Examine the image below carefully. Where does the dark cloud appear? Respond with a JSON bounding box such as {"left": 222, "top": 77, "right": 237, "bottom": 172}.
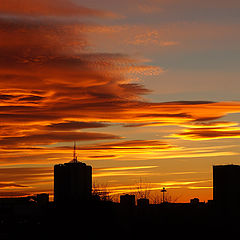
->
{"left": 138, "top": 113, "right": 192, "bottom": 118}
{"left": 0, "top": 166, "right": 53, "bottom": 197}
{"left": 119, "top": 83, "right": 151, "bottom": 95}
{"left": 0, "top": 0, "right": 110, "bottom": 17}
{"left": 0, "top": 94, "right": 14, "bottom": 100}
{"left": 0, "top": 152, "right": 69, "bottom": 165}
{"left": 178, "top": 129, "right": 240, "bottom": 140}
{"left": 172, "top": 120, "right": 240, "bottom": 140}
{"left": 0, "top": 167, "right": 52, "bottom": 182}
{"left": 0, "top": 112, "right": 60, "bottom": 123}
{"left": 0, "top": 167, "right": 52, "bottom": 199}
{"left": 18, "top": 95, "right": 45, "bottom": 102}
{"left": 123, "top": 122, "right": 168, "bottom": 127}
{"left": 124, "top": 122, "right": 156, "bottom": 127}
{"left": 0, "top": 191, "right": 30, "bottom": 197}
{"left": 0, "top": 17, "right": 87, "bottom": 67}
{"left": 0, "top": 166, "right": 51, "bottom": 174}
{"left": 193, "top": 116, "right": 224, "bottom": 122}
{"left": 78, "top": 140, "right": 174, "bottom": 150}
{"left": 162, "top": 101, "right": 215, "bottom": 105}
{"left": 45, "top": 121, "right": 110, "bottom": 130}
{"left": 0, "top": 183, "right": 28, "bottom": 188}
{"left": 0, "top": 131, "right": 120, "bottom": 147}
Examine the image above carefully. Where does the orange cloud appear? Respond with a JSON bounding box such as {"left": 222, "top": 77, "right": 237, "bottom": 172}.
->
{"left": 45, "top": 121, "right": 110, "bottom": 131}
{"left": 93, "top": 165, "right": 158, "bottom": 178}
{"left": 127, "top": 30, "right": 179, "bottom": 47}
{"left": 171, "top": 121, "right": 240, "bottom": 140}
{"left": 0, "top": 0, "right": 112, "bottom": 17}
{"left": 0, "top": 131, "right": 120, "bottom": 147}
{"left": 0, "top": 167, "right": 52, "bottom": 197}
{"left": 78, "top": 140, "right": 174, "bottom": 151}
{"left": 1, "top": 13, "right": 240, "bottom": 135}
{"left": 173, "top": 128, "right": 240, "bottom": 141}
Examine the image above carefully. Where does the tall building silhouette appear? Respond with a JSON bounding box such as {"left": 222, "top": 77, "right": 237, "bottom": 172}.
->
{"left": 54, "top": 143, "right": 92, "bottom": 205}
{"left": 213, "top": 164, "right": 240, "bottom": 211}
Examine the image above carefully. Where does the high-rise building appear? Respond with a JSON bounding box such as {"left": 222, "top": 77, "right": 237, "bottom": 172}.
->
{"left": 213, "top": 164, "right": 240, "bottom": 211}
{"left": 54, "top": 144, "right": 92, "bottom": 205}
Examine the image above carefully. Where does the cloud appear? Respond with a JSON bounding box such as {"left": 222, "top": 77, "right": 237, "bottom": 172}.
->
{"left": 18, "top": 95, "right": 45, "bottom": 103}
{"left": 78, "top": 140, "right": 174, "bottom": 151}
{"left": 0, "top": 0, "right": 113, "bottom": 17}
{"left": 137, "top": 3, "right": 163, "bottom": 14}
{"left": 45, "top": 121, "right": 110, "bottom": 131}
{"left": 0, "top": 10, "right": 167, "bottom": 153}
{"left": 162, "top": 101, "right": 215, "bottom": 105}
{"left": 0, "top": 131, "right": 120, "bottom": 147}
{"left": 138, "top": 113, "right": 192, "bottom": 118}
{"left": 0, "top": 166, "right": 53, "bottom": 197}
{"left": 174, "top": 128, "right": 240, "bottom": 141}
{"left": 2, "top": 9, "right": 239, "bottom": 138}
{"left": 127, "top": 30, "right": 179, "bottom": 47}
{"left": 69, "top": 139, "right": 177, "bottom": 161}
{"left": 171, "top": 121, "right": 240, "bottom": 140}
{"left": 0, "top": 167, "right": 52, "bottom": 181}
{"left": 0, "top": 182, "right": 28, "bottom": 189}
{"left": 0, "top": 191, "right": 31, "bottom": 197}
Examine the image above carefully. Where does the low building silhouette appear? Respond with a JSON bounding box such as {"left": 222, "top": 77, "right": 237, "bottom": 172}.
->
{"left": 35, "top": 193, "right": 49, "bottom": 206}
{"left": 137, "top": 198, "right": 149, "bottom": 207}
{"left": 120, "top": 194, "right": 135, "bottom": 207}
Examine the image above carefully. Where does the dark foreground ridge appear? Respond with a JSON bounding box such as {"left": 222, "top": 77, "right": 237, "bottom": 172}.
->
{"left": 0, "top": 196, "right": 239, "bottom": 239}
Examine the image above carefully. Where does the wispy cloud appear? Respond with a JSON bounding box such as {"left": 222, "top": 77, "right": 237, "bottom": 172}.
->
{"left": 93, "top": 165, "right": 158, "bottom": 178}
{"left": 171, "top": 121, "right": 240, "bottom": 140}
{"left": 0, "top": 166, "right": 52, "bottom": 197}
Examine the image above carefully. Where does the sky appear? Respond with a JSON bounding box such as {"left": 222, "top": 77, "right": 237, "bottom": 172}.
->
{"left": 0, "top": 0, "right": 240, "bottom": 202}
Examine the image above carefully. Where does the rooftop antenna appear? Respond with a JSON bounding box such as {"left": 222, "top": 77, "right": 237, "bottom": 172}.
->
{"left": 73, "top": 141, "right": 78, "bottom": 163}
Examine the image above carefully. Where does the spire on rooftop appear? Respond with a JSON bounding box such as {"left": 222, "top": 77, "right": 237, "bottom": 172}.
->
{"left": 69, "top": 141, "right": 78, "bottom": 163}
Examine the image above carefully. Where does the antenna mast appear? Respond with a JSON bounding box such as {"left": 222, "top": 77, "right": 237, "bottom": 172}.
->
{"left": 73, "top": 141, "right": 77, "bottom": 163}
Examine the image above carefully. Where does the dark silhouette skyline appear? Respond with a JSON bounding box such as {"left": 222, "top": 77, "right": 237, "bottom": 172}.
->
{"left": 1, "top": 0, "right": 240, "bottom": 217}
{"left": 0, "top": 160, "right": 240, "bottom": 239}
{"left": 1, "top": 1, "right": 240, "bottom": 238}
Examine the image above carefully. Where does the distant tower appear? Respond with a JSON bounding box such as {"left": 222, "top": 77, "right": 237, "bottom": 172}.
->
{"left": 161, "top": 187, "right": 167, "bottom": 203}
{"left": 54, "top": 142, "right": 92, "bottom": 205}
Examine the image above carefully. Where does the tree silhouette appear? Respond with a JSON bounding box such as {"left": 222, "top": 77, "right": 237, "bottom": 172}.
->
{"left": 92, "top": 182, "right": 113, "bottom": 201}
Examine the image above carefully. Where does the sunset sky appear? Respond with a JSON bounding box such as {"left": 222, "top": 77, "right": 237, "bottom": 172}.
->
{"left": 1, "top": 0, "right": 240, "bottom": 202}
